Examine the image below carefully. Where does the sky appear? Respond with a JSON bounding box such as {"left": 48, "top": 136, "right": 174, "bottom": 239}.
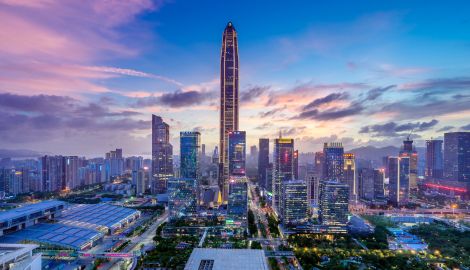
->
{"left": 1, "top": 0, "right": 470, "bottom": 157}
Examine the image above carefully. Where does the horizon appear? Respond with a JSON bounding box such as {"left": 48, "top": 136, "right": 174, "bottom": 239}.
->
{"left": 1, "top": 1, "right": 470, "bottom": 157}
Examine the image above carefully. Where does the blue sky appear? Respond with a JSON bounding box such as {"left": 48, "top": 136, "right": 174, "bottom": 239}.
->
{"left": 0, "top": 0, "right": 469, "bottom": 156}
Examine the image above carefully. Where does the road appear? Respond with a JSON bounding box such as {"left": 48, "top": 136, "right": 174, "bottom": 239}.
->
{"left": 100, "top": 211, "right": 168, "bottom": 270}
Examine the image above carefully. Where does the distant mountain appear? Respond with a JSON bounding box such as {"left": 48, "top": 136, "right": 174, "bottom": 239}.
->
{"left": 0, "top": 149, "right": 43, "bottom": 158}
{"left": 347, "top": 146, "right": 400, "bottom": 164}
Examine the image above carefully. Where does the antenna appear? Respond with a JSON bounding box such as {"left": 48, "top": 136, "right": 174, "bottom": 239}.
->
{"left": 407, "top": 128, "right": 414, "bottom": 141}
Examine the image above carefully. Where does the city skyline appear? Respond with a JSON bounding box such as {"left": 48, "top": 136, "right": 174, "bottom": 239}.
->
{"left": 1, "top": 1, "right": 470, "bottom": 157}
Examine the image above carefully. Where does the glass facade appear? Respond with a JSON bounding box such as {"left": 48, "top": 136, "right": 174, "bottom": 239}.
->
{"left": 152, "top": 115, "right": 174, "bottom": 194}
{"left": 228, "top": 131, "right": 246, "bottom": 176}
{"left": 180, "top": 131, "right": 201, "bottom": 180}
{"left": 281, "top": 180, "right": 308, "bottom": 225}
{"left": 323, "top": 142, "right": 344, "bottom": 181}
{"left": 444, "top": 132, "right": 470, "bottom": 183}
{"left": 220, "top": 22, "right": 239, "bottom": 201}
{"left": 319, "top": 180, "right": 349, "bottom": 226}
{"left": 227, "top": 176, "right": 248, "bottom": 227}
{"left": 273, "top": 138, "right": 294, "bottom": 212}
{"left": 388, "top": 156, "right": 410, "bottom": 206}
{"left": 425, "top": 139, "right": 443, "bottom": 180}
{"left": 258, "top": 138, "right": 269, "bottom": 190}
{"left": 168, "top": 178, "right": 197, "bottom": 220}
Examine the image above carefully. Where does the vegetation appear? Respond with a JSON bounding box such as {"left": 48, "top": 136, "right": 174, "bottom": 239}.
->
{"left": 266, "top": 213, "right": 280, "bottom": 236}
{"left": 145, "top": 235, "right": 198, "bottom": 269}
{"left": 361, "top": 215, "right": 396, "bottom": 228}
{"left": 247, "top": 209, "right": 257, "bottom": 237}
{"left": 203, "top": 236, "right": 249, "bottom": 249}
{"left": 251, "top": 241, "right": 262, "bottom": 249}
{"left": 409, "top": 222, "right": 470, "bottom": 267}
{"left": 355, "top": 225, "right": 390, "bottom": 249}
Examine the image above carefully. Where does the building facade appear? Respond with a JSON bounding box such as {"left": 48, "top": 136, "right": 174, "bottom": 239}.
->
{"left": 180, "top": 132, "right": 201, "bottom": 181}
{"left": 399, "top": 139, "right": 418, "bottom": 189}
{"left": 319, "top": 181, "right": 349, "bottom": 227}
{"left": 343, "top": 153, "right": 356, "bottom": 202}
{"left": 151, "top": 115, "right": 174, "bottom": 194}
{"left": 272, "top": 138, "right": 294, "bottom": 212}
{"left": 258, "top": 138, "right": 270, "bottom": 190}
{"left": 388, "top": 156, "right": 410, "bottom": 206}
{"left": 323, "top": 142, "right": 344, "bottom": 181}
{"left": 444, "top": 132, "right": 470, "bottom": 183}
{"left": 281, "top": 180, "right": 308, "bottom": 225}
{"left": 425, "top": 139, "right": 443, "bottom": 180}
{"left": 228, "top": 131, "right": 246, "bottom": 176}
{"left": 227, "top": 176, "right": 248, "bottom": 228}
{"left": 219, "top": 22, "right": 239, "bottom": 201}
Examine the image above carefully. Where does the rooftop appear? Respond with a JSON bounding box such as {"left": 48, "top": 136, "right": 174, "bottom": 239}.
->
{"left": 57, "top": 203, "right": 139, "bottom": 231}
{"left": 184, "top": 248, "right": 268, "bottom": 270}
{"left": 0, "top": 200, "right": 65, "bottom": 222}
{"left": 0, "top": 243, "right": 38, "bottom": 264}
{"left": 0, "top": 223, "right": 103, "bottom": 250}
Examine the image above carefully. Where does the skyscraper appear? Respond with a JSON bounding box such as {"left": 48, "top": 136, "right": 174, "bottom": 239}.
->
{"left": 220, "top": 21, "right": 239, "bottom": 201}
{"left": 323, "top": 142, "right": 344, "bottom": 181}
{"left": 228, "top": 131, "right": 246, "bottom": 176}
{"left": 343, "top": 153, "right": 356, "bottom": 202}
{"left": 388, "top": 156, "right": 410, "bottom": 206}
{"left": 273, "top": 138, "right": 294, "bottom": 212}
{"left": 425, "top": 139, "right": 443, "bottom": 180}
{"left": 168, "top": 177, "right": 198, "bottom": 220}
{"left": 227, "top": 176, "right": 248, "bottom": 228}
{"left": 281, "top": 180, "right": 308, "bottom": 225}
{"left": 180, "top": 131, "right": 201, "bottom": 180}
{"left": 293, "top": 150, "right": 299, "bottom": 179}
{"left": 358, "top": 168, "right": 385, "bottom": 202}
{"left": 319, "top": 180, "right": 349, "bottom": 227}
{"left": 41, "top": 155, "right": 66, "bottom": 192}
{"left": 152, "top": 115, "right": 174, "bottom": 194}
{"left": 444, "top": 132, "right": 470, "bottom": 183}
{"left": 399, "top": 138, "right": 418, "bottom": 189}
{"left": 258, "top": 138, "right": 269, "bottom": 189}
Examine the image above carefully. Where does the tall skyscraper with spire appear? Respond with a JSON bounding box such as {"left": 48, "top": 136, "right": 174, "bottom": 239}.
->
{"left": 219, "top": 21, "right": 239, "bottom": 201}
{"left": 152, "top": 115, "right": 174, "bottom": 194}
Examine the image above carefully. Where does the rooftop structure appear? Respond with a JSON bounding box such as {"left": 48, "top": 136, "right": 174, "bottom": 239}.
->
{"left": 184, "top": 248, "right": 268, "bottom": 270}
{"left": 57, "top": 203, "right": 140, "bottom": 234}
{"left": 1, "top": 223, "right": 103, "bottom": 251}
{"left": 0, "top": 243, "right": 41, "bottom": 270}
{"left": 0, "top": 200, "right": 65, "bottom": 236}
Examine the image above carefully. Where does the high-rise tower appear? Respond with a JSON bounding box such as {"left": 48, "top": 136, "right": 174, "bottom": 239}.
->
{"left": 220, "top": 21, "right": 239, "bottom": 201}
{"left": 152, "top": 115, "right": 174, "bottom": 194}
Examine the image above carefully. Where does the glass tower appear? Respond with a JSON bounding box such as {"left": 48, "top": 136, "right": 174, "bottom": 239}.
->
{"left": 258, "top": 138, "right": 270, "bottom": 189}
{"left": 323, "top": 142, "right": 344, "bottom": 181}
{"left": 152, "top": 115, "right": 174, "bottom": 194}
{"left": 425, "top": 139, "right": 443, "bottom": 180}
{"left": 273, "top": 138, "right": 294, "bottom": 213}
{"left": 220, "top": 21, "right": 239, "bottom": 201}
{"left": 228, "top": 131, "right": 246, "bottom": 176}
{"left": 180, "top": 131, "right": 201, "bottom": 180}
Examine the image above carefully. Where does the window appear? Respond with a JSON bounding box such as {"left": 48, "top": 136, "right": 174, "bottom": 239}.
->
{"left": 198, "top": 259, "right": 214, "bottom": 270}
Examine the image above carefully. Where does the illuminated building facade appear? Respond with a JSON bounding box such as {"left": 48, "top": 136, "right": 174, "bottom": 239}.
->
{"left": 358, "top": 168, "right": 385, "bottom": 202}
{"left": 258, "top": 138, "right": 270, "bottom": 190}
{"left": 281, "top": 180, "right": 308, "bottom": 225}
{"left": 343, "top": 153, "right": 356, "bottom": 202}
{"left": 180, "top": 131, "right": 201, "bottom": 180}
{"left": 388, "top": 156, "right": 410, "bottom": 206}
{"left": 168, "top": 178, "right": 198, "bottom": 220}
{"left": 444, "top": 132, "right": 470, "bottom": 183}
{"left": 227, "top": 176, "right": 248, "bottom": 228}
{"left": 219, "top": 21, "right": 239, "bottom": 201}
{"left": 273, "top": 138, "right": 294, "bottom": 212}
{"left": 319, "top": 180, "right": 349, "bottom": 227}
{"left": 399, "top": 139, "right": 418, "bottom": 189}
{"left": 425, "top": 139, "right": 443, "bottom": 180}
{"left": 228, "top": 131, "right": 246, "bottom": 176}
{"left": 152, "top": 115, "right": 174, "bottom": 194}
{"left": 323, "top": 142, "right": 344, "bottom": 181}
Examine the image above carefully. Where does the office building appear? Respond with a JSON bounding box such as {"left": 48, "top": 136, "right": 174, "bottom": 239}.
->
{"left": 180, "top": 131, "right": 201, "bottom": 180}
{"left": 281, "top": 180, "right": 308, "bottom": 225}
{"left": 258, "top": 138, "right": 269, "bottom": 189}
{"left": 323, "top": 142, "right": 344, "bottom": 181}
{"left": 425, "top": 139, "right": 443, "bottom": 180}
{"left": 228, "top": 131, "right": 246, "bottom": 176}
{"left": 293, "top": 150, "right": 299, "bottom": 179}
{"left": 219, "top": 21, "right": 240, "bottom": 201}
{"left": 272, "top": 138, "right": 294, "bottom": 212}
{"left": 314, "top": 151, "right": 324, "bottom": 178}
{"left": 444, "top": 132, "right": 470, "bottom": 183}
{"left": 104, "top": 149, "right": 124, "bottom": 182}
{"left": 343, "top": 153, "right": 356, "bottom": 202}
{"left": 306, "top": 172, "right": 320, "bottom": 204}
{"left": 152, "top": 115, "right": 174, "bottom": 194}
{"left": 388, "top": 156, "right": 410, "bottom": 206}
{"left": 227, "top": 176, "right": 248, "bottom": 227}
{"left": 399, "top": 138, "right": 418, "bottom": 189}
{"left": 41, "top": 155, "right": 66, "bottom": 192}
{"left": 168, "top": 178, "right": 198, "bottom": 220}
{"left": 358, "top": 168, "right": 385, "bottom": 202}
{"left": 319, "top": 181, "right": 349, "bottom": 227}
